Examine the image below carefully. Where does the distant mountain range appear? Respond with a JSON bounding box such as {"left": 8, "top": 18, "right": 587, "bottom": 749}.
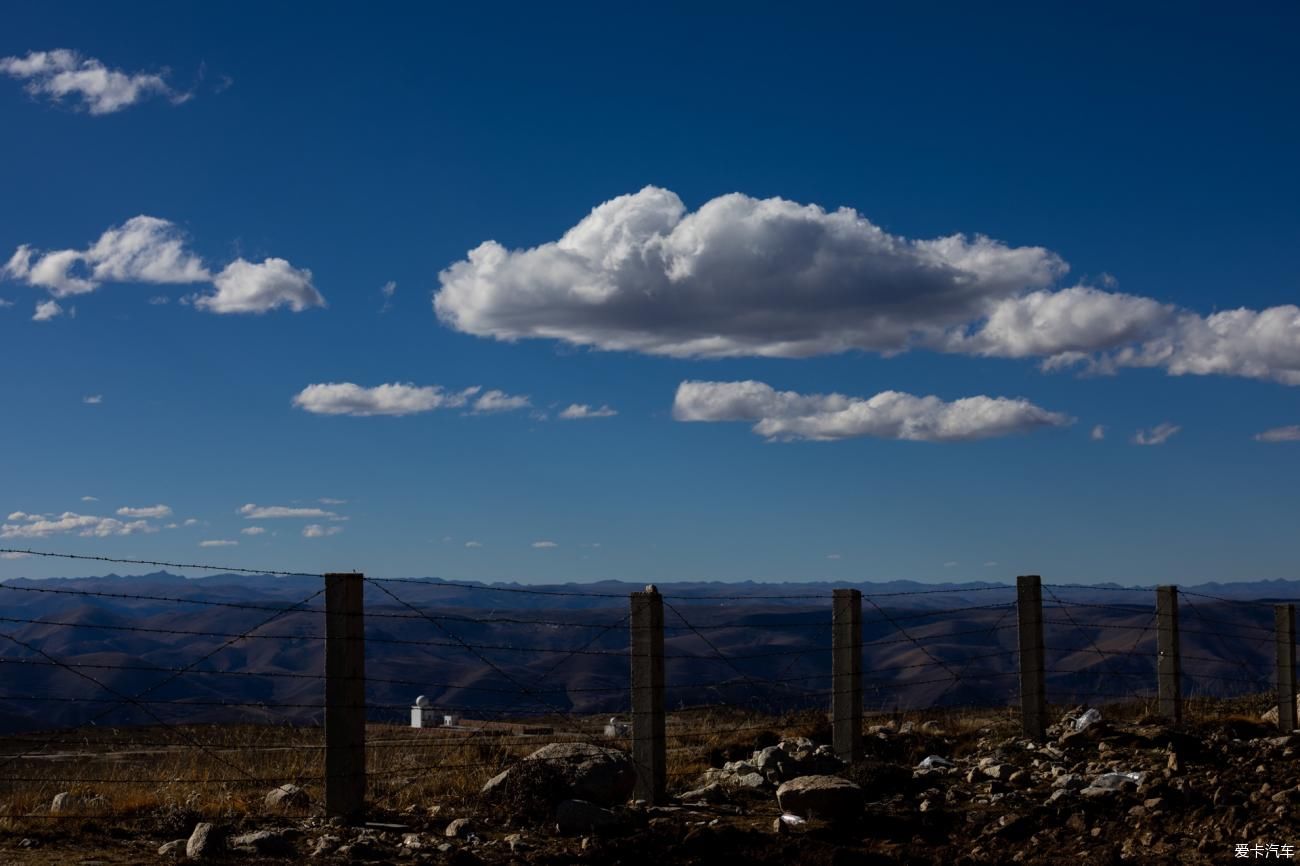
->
{"left": 0, "top": 572, "right": 1295, "bottom": 734}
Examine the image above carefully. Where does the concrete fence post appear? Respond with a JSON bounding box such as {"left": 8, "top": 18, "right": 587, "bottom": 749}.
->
{"left": 1276, "top": 604, "right": 1297, "bottom": 733}
{"left": 630, "top": 586, "right": 665, "bottom": 804}
{"left": 832, "top": 588, "right": 863, "bottom": 763}
{"left": 1156, "top": 585, "right": 1182, "bottom": 725}
{"left": 325, "top": 572, "right": 366, "bottom": 822}
{"left": 1017, "top": 575, "right": 1047, "bottom": 740}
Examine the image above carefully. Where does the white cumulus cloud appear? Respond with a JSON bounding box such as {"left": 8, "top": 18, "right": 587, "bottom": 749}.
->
{"left": 0, "top": 511, "right": 158, "bottom": 539}
{"left": 1255, "top": 425, "right": 1300, "bottom": 443}
{"left": 193, "top": 258, "right": 324, "bottom": 314}
{"left": 435, "top": 186, "right": 1300, "bottom": 386}
{"left": 3, "top": 218, "right": 320, "bottom": 315}
{"left": 116, "top": 504, "right": 172, "bottom": 519}
{"left": 32, "top": 300, "right": 63, "bottom": 321}
{"left": 0, "top": 49, "right": 186, "bottom": 115}
{"left": 672, "top": 380, "right": 1071, "bottom": 442}
{"left": 1133, "top": 423, "right": 1181, "bottom": 446}
{"left": 1090, "top": 425, "right": 1106, "bottom": 441}
{"left": 83, "top": 394, "right": 103, "bottom": 405}
{"left": 292, "top": 383, "right": 482, "bottom": 417}
{"left": 436, "top": 186, "right": 1063, "bottom": 359}
{"left": 471, "top": 389, "right": 531, "bottom": 413}
{"left": 303, "top": 524, "right": 343, "bottom": 538}
{"left": 559, "top": 403, "right": 618, "bottom": 419}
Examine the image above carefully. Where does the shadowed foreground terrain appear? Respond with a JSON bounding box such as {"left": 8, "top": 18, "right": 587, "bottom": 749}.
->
{"left": 1, "top": 696, "right": 1295, "bottom": 865}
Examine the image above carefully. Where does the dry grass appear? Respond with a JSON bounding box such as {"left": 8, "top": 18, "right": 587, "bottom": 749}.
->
{"left": 0, "top": 691, "right": 1283, "bottom": 832}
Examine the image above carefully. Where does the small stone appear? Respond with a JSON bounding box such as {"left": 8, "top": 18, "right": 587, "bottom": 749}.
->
{"left": 445, "top": 818, "right": 473, "bottom": 838}
{"left": 310, "top": 835, "right": 340, "bottom": 858}
{"left": 158, "top": 839, "right": 186, "bottom": 857}
{"left": 504, "top": 833, "right": 528, "bottom": 853}
{"left": 981, "top": 763, "right": 1016, "bottom": 782}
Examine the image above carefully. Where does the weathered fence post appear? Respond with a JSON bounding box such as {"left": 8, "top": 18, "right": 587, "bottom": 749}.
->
{"left": 1156, "top": 585, "right": 1182, "bottom": 725}
{"left": 630, "top": 585, "right": 665, "bottom": 804}
{"left": 1276, "top": 604, "right": 1297, "bottom": 733}
{"left": 325, "top": 572, "right": 366, "bottom": 822}
{"left": 832, "top": 588, "right": 863, "bottom": 763}
{"left": 1017, "top": 575, "right": 1046, "bottom": 740}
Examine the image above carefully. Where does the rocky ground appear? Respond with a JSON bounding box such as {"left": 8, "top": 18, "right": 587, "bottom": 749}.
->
{"left": 3, "top": 702, "right": 1297, "bottom": 866}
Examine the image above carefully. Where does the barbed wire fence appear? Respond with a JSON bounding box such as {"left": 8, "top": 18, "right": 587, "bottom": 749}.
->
{"left": 0, "top": 549, "right": 1296, "bottom": 823}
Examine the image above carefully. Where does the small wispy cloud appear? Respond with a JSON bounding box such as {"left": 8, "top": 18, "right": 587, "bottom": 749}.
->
{"left": 531, "top": 540, "right": 558, "bottom": 549}
{"left": 379, "top": 280, "right": 396, "bottom": 313}
{"left": 241, "top": 526, "right": 267, "bottom": 536}
{"left": 559, "top": 403, "right": 618, "bottom": 420}
{"left": 1134, "top": 423, "right": 1181, "bottom": 446}
{"left": 1255, "top": 425, "right": 1300, "bottom": 443}
{"left": 303, "top": 524, "right": 343, "bottom": 538}
{"left": 826, "top": 553, "right": 842, "bottom": 560}
{"left": 116, "top": 504, "right": 171, "bottom": 519}
{"left": 80, "top": 495, "right": 98, "bottom": 502}
{"left": 239, "top": 503, "right": 337, "bottom": 520}
{"left": 0, "top": 49, "right": 189, "bottom": 115}
{"left": 199, "top": 539, "right": 237, "bottom": 547}
{"left": 1090, "top": 424, "right": 1106, "bottom": 441}
{"left": 464, "top": 540, "right": 483, "bottom": 548}
{"left": 33, "top": 300, "right": 63, "bottom": 321}
{"left": 82, "top": 394, "right": 103, "bottom": 405}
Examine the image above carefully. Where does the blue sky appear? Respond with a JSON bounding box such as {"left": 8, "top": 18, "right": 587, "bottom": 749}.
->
{"left": 1, "top": 2, "right": 1297, "bottom": 584}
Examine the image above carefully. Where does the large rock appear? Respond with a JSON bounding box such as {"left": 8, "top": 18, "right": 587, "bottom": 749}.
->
{"left": 1263, "top": 698, "right": 1300, "bottom": 726}
{"left": 186, "top": 823, "right": 224, "bottom": 861}
{"left": 482, "top": 742, "right": 635, "bottom": 806}
{"left": 555, "top": 799, "right": 623, "bottom": 835}
{"left": 775, "top": 775, "right": 864, "bottom": 823}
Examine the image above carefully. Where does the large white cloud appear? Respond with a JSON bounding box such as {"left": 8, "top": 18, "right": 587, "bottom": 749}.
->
{"left": 2, "top": 217, "right": 321, "bottom": 315}
{"left": 435, "top": 186, "right": 1300, "bottom": 385}
{"left": 1105, "top": 306, "right": 1300, "bottom": 385}
{"left": 0, "top": 510, "right": 159, "bottom": 538}
{"left": 0, "top": 49, "right": 186, "bottom": 115}
{"left": 436, "top": 186, "right": 1064, "bottom": 359}
{"left": 672, "top": 380, "right": 1071, "bottom": 442}
{"left": 193, "top": 258, "right": 324, "bottom": 314}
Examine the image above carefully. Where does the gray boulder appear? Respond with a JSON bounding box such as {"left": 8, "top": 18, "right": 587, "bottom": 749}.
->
{"left": 186, "top": 823, "right": 223, "bottom": 861}
{"left": 482, "top": 742, "right": 635, "bottom": 806}
{"left": 265, "top": 784, "right": 310, "bottom": 809}
{"left": 231, "top": 830, "right": 295, "bottom": 857}
{"left": 775, "top": 775, "right": 864, "bottom": 822}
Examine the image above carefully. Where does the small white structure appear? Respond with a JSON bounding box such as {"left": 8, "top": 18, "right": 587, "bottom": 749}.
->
{"left": 603, "top": 716, "right": 630, "bottom": 738}
{"left": 411, "top": 695, "right": 435, "bottom": 728}
{"left": 443, "top": 713, "right": 462, "bottom": 727}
